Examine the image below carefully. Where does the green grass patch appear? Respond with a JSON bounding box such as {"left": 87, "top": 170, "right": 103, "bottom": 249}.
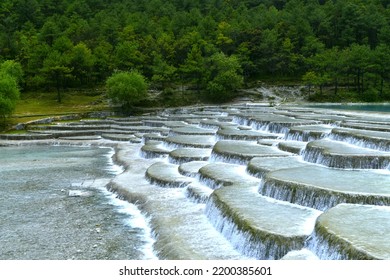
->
{"left": 7, "top": 90, "right": 111, "bottom": 127}
{"left": 14, "top": 90, "right": 109, "bottom": 116}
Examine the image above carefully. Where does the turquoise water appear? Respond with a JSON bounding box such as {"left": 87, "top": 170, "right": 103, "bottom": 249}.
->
{"left": 0, "top": 145, "right": 155, "bottom": 260}
{"left": 308, "top": 104, "right": 390, "bottom": 113}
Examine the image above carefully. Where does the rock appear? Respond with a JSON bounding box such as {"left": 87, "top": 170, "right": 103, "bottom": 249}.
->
{"left": 68, "top": 190, "right": 93, "bottom": 197}
{"left": 14, "top": 123, "right": 26, "bottom": 130}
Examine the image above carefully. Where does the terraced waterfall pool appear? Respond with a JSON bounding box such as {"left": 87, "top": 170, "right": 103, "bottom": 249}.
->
{"left": 1, "top": 103, "right": 390, "bottom": 260}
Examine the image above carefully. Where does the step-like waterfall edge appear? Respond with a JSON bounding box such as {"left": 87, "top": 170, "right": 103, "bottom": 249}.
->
{"left": 209, "top": 153, "right": 249, "bottom": 165}
{"left": 246, "top": 164, "right": 268, "bottom": 179}
{"left": 284, "top": 131, "right": 329, "bottom": 142}
{"left": 198, "top": 173, "right": 229, "bottom": 189}
{"left": 330, "top": 130, "right": 390, "bottom": 152}
{"left": 302, "top": 144, "right": 390, "bottom": 169}
{"left": 250, "top": 121, "right": 291, "bottom": 134}
{"left": 205, "top": 192, "right": 307, "bottom": 260}
{"left": 185, "top": 184, "right": 212, "bottom": 204}
{"left": 306, "top": 221, "right": 376, "bottom": 260}
{"left": 259, "top": 178, "right": 390, "bottom": 211}
{"left": 259, "top": 178, "right": 342, "bottom": 211}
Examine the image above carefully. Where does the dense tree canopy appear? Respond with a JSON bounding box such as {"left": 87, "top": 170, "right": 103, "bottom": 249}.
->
{"left": 0, "top": 0, "right": 389, "bottom": 101}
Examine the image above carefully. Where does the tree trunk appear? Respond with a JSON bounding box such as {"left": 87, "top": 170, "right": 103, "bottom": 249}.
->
{"left": 56, "top": 72, "right": 62, "bottom": 103}
{"left": 380, "top": 77, "right": 384, "bottom": 98}
{"left": 357, "top": 68, "right": 360, "bottom": 94}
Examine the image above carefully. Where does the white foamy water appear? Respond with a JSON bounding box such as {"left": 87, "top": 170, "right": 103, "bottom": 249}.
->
{"left": 99, "top": 187, "right": 157, "bottom": 260}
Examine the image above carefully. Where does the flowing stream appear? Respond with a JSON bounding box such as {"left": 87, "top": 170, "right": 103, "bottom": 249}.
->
{"left": 0, "top": 145, "right": 155, "bottom": 260}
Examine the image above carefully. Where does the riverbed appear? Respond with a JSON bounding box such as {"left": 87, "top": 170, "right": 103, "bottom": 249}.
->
{"left": 0, "top": 145, "right": 155, "bottom": 260}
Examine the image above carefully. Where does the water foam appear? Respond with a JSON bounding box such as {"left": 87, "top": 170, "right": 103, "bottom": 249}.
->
{"left": 99, "top": 187, "right": 158, "bottom": 260}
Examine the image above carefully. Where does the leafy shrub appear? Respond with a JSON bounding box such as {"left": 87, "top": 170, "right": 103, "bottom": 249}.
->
{"left": 106, "top": 71, "right": 148, "bottom": 109}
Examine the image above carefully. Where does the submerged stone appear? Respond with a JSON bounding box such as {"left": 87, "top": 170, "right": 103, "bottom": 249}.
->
{"left": 112, "top": 125, "right": 170, "bottom": 135}
{"left": 101, "top": 134, "right": 138, "bottom": 141}
{"left": 261, "top": 166, "right": 390, "bottom": 211}
{"left": 199, "top": 162, "right": 260, "bottom": 189}
{"left": 145, "top": 162, "right": 193, "bottom": 188}
{"left": 169, "top": 148, "right": 211, "bottom": 164}
{"left": 247, "top": 156, "right": 310, "bottom": 178}
{"left": 216, "top": 127, "right": 279, "bottom": 141}
{"left": 164, "top": 135, "right": 216, "bottom": 148}
{"left": 340, "top": 121, "right": 390, "bottom": 133}
{"left": 199, "top": 119, "right": 237, "bottom": 129}
{"left": 212, "top": 140, "right": 292, "bottom": 164}
{"left": 308, "top": 204, "right": 390, "bottom": 260}
{"left": 302, "top": 139, "right": 390, "bottom": 169}
{"left": 140, "top": 141, "right": 171, "bottom": 158}
{"left": 170, "top": 126, "right": 216, "bottom": 136}
{"left": 277, "top": 141, "right": 307, "bottom": 154}
{"left": 257, "top": 139, "right": 281, "bottom": 146}
{"left": 106, "top": 119, "right": 144, "bottom": 126}
{"left": 142, "top": 133, "right": 167, "bottom": 142}
{"left": 288, "top": 113, "right": 347, "bottom": 124}
{"left": 178, "top": 161, "right": 209, "bottom": 177}
{"left": 59, "top": 135, "right": 102, "bottom": 141}
{"left": 142, "top": 120, "right": 187, "bottom": 128}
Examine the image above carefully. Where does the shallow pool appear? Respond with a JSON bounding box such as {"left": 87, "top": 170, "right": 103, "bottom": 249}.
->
{"left": 0, "top": 145, "right": 155, "bottom": 260}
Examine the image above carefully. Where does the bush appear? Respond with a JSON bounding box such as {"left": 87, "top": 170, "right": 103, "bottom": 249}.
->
{"left": 106, "top": 71, "right": 148, "bottom": 109}
{"left": 0, "top": 73, "right": 20, "bottom": 119}
{"left": 0, "top": 60, "right": 24, "bottom": 86}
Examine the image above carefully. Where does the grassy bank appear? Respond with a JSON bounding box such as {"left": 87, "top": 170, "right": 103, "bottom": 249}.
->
{"left": 5, "top": 89, "right": 110, "bottom": 128}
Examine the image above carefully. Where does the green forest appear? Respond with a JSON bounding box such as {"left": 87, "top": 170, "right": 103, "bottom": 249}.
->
{"left": 1, "top": 0, "right": 390, "bottom": 118}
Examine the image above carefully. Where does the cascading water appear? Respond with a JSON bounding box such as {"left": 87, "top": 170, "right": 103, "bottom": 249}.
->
{"left": 329, "top": 128, "right": 390, "bottom": 151}
{"left": 205, "top": 198, "right": 286, "bottom": 260}
{"left": 2, "top": 102, "right": 390, "bottom": 260}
